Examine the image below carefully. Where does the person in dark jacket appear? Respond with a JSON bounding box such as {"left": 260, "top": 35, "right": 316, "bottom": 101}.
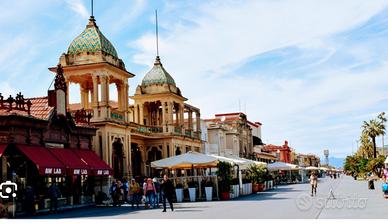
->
{"left": 161, "top": 174, "right": 174, "bottom": 212}
{"left": 24, "top": 186, "right": 35, "bottom": 216}
{"left": 48, "top": 181, "right": 60, "bottom": 213}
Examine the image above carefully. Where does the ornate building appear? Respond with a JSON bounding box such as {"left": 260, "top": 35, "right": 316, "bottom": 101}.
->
{"left": 52, "top": 15, "right": 202, "bottom": 179}
{"left": 129, "top": 56, "right": 202, "bottom": 177}
{"left": 205, "top": 112, "right": 255, "bottom": 159}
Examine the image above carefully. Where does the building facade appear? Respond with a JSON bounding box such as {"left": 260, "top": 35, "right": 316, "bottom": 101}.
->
{"left": 262, "top": 141, "right": 292, "bottom": 164}
{"left": 55, "top": 16, "right": 202, "bottom": 179}
{"left": 204, "top": 112, "right": 258, "bottom": 159}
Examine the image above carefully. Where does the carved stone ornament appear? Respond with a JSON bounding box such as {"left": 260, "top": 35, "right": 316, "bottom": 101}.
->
{"left": 54, "top": 64, "right": 67, "bottom": 92}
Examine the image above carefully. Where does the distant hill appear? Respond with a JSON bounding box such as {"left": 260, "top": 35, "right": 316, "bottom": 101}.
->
{"left": 327, "top": 157, "right": 344, "bottom": 168}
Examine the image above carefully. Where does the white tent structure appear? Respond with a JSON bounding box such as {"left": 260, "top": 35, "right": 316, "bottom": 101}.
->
{"left": 385, "top": 156, "right": 388, "bottom": 164}
{"left": 267, "top": 162, "right": 299, "bottom": 171}
{"left": 305, "top": 166, "right": 319, "bottom": 171}
{"left": 319, "top": 167, "right": 330, "bottom": 171}
{"left": 151, "top": 151, "right": 219, "bottom": 169}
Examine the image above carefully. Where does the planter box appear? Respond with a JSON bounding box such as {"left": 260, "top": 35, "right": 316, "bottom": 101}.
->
{"left": 205, "top": 187, "right": 213, "bottom": 201}
{"left": 188, "top": 188, "right": 196, "bottom": 202}
{"left": 221, "top": 192, "right": 230, "bottom": 200}
{"left": 175, "top": 188, "right": 183, "bottom": 202}
{"left": 242, "top": 183, "right": 252, "bottom": 195}
{"left": 229, "top": 185, "right": 239, "bottom": 198}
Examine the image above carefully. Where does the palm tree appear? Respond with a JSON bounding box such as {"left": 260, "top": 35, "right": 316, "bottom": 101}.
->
{"left": 356, "top": 132, "right": 373, "bottom": 159}
{"left": 377, "top": 112, "right": 386, "bottom": 155}
{"left": 362, "top": 119, "right": 385, "bottom": 158}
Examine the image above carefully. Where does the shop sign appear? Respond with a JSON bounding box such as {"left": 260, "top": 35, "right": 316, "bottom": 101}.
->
{"left": 45, "top": 168, "right": 62, "bottom": 175}
{"left": 73, "top": 169, "right": 88, "bottom": 175}
{"left": 96, "top": 170, "right": 110, "bottom": 175}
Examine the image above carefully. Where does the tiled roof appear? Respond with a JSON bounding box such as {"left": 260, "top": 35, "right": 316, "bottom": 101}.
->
{"left": 142, "top": 56, "right": 176, "bottom": 87}
{"left": 67, "top": 17, "right": 118, "bottom": 58}
{"left": 0, "top": 97, "right": 53, "bottom": 120}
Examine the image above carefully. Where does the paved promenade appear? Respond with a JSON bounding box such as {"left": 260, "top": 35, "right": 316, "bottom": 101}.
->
{"left": 32, "top": 175, "right": 388, "bottom": 219}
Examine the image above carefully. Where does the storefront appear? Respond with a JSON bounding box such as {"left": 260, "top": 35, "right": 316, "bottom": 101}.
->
{"left": 0, "top": 144, "right": 112, "bottom": 214}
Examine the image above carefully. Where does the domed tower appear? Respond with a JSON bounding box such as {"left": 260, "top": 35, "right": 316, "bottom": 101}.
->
{"left": 49, "top": 16, "right": 135, "bottom": 122}
{"left": 49, "top": 15, "right": 135, "bottom": 181}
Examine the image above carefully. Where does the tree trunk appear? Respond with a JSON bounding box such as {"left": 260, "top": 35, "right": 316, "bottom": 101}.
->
{"left": 372, "top": 137, "right": 377, "bottom": 158}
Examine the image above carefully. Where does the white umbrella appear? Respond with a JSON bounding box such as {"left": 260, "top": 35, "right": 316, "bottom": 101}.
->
{"left": 385, "top": 156, "right": 388, "bottom": 164}
{"left": 267, "top": 162, "right": 299, "bottom": 171}
{"left": 305, "top": 166, "right": 319, "bottom": 170}
{"left": 151, "top": 151, "right": 218, "bottom": 169}
{"left": 319, "top": 167, "right": 329, "bottom": 171}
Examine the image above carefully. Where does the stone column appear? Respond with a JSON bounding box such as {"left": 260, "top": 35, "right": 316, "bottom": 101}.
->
{"left": 139, "top": 103, "right": 144, "bottom": 125}
{"left": 180, "top": 103, "right": 184, "bottom": 126}
{"left": 134, "top": 104, "right": 139, "bottom": 124}
{"left": 100, "top": 76, "right": 107, "bottom": 106}
{"left": 116, "top": 82, "right": 122, "bottom": 111}
{"left": 196, "top": 111, "right": 201, "bottom": 132}
{"left": 169, "top": 102, "right": 174, "bottom": 125}
{"left": 92, "top": 76, "right": 99, "bottom": 107}
{"left": 162, "top": 101, "right": 166, "bottom": 131}
{"left": 65, "top": 80, "right": 70, "bottom": 111}
{"left": 188, "top": 109, "right": 193, "bottom": 130}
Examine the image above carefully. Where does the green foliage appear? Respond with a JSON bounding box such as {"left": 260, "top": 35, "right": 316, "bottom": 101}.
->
{"left": 216, "top": 161, "right": 232, "bottom": 192}
{"left": 362, "top": 118, "right": 385, "bottom": 158}
{"left": 245, "top": 164, "right": 267, "bottom": 184}
{"left": 366, "top": 155, "right": 385, "bottom": 177}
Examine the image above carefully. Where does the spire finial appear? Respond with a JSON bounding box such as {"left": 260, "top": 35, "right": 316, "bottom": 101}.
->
{"left": 155, "top": 9, "right": 159, "bottom": 57}
{"left": 91, "top": 0, "right": 94, "bottom": 17}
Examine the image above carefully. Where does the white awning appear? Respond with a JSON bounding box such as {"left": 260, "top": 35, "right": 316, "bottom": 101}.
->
{"left": 267, "top": 162, "right": 299, "bottom": 171}
{"left": 151, "top": 151, "right": 218, "bottom": 169}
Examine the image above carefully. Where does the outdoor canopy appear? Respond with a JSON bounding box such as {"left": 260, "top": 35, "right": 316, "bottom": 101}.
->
{"left": 151, "top": 151, "right": 219, "bottom": 169}
{"left": 267, "top": 161, "right": 299, "bottom": 171}
{"left": 305, "top": 166, "right": 319, "bottom": 170}
{"left": 385, "top": 156, "right": 388, "bottom": 164}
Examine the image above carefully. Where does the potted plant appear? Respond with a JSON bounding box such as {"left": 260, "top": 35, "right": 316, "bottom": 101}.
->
{"left": 246, "top": 164, "right": 266, "bottom": 193}
{"left": 204, "top": 180, "right": 214, "bottom": 201}
{"left": 187, "top": 180, "right": 197, "bottom": 202}
{"left": 175, "top": 183, "right": 184, "bottom": 202}
{"left": 216, "top": 161, "right": 232, "bottom": 200}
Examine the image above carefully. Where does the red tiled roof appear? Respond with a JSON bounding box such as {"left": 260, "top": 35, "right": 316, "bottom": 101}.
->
{"left": 0, "top": 97, "right": 53, "bottom": 120}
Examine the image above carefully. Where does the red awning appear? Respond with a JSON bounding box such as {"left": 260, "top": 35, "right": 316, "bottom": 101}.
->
{"left": 48, "top": 148, "right": 90, "bottom": 176}
{"left": 16, "top": 145, "right": 65, "bottom": 176}
{"left": 73, "top": 150, "right": 112, "bottom": 176}
{"left": 0, "top": 145, "right": 7, "bottom": 157}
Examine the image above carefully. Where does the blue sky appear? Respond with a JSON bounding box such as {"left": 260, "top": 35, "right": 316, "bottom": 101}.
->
{"left": 1, "top": 0, "right": 388, "bottom": 159}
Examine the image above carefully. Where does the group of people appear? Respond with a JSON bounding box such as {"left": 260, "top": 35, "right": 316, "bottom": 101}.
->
{"left": 109, "top": 174, "right": 175, "bottom": 212}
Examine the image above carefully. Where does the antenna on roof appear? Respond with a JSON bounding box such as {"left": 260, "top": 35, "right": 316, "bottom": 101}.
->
{"left": 155, "top": 9, "right": 159, "bottom": 57}
{"left": 91, "top": 0, "right": 94, "bottom": 17}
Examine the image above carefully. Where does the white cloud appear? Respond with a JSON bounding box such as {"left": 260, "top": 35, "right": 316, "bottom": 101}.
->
{"left": 65, "top": 0, "right": 89, "bottom": 19}
{"left": 130, "top": 0, "right": 388, "bottom": 157}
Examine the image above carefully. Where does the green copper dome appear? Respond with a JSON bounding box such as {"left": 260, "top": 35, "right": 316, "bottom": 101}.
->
{"left": 67, "top": 16, "right": 118, "bottom": 58}
{"left": 142, "top": 56, "right": 176, "bottom": 87}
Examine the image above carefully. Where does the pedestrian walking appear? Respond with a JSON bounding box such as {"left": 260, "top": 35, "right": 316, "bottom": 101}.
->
{"left": 122, "top": 178, "right": 129, "bottom": 203}
{"left": 109, "top": 179, "right": 117, "bottom": 205}
{"left": 113, "top": 180, "right": 123, "bottom": 206}
{"left": 153, "top": 177, "right": 161, "bottom": 208}
{"left": 310, "top": 172, "right": 318, "bottom": 197}
{"left": 48, "top": 180, "right": 60, "bottom": 213}
{"left": 143, "top": 178, "right": 156, "bottom": 208}
{"left": 129, "top": 178, "right": 141, "bottom": 209}
{"left": 24, "top": 186, "right": 35, "bottom": 216}
{"left": 161, "top": 174, "right": 174, "bottom": 212}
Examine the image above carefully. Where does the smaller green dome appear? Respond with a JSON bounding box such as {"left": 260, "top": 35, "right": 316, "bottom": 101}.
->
{"left": 142, "top": 56, "right": 176, "bottom": 87}
{"left": 67, "top": 16, "right": 118, "bottom": 58}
